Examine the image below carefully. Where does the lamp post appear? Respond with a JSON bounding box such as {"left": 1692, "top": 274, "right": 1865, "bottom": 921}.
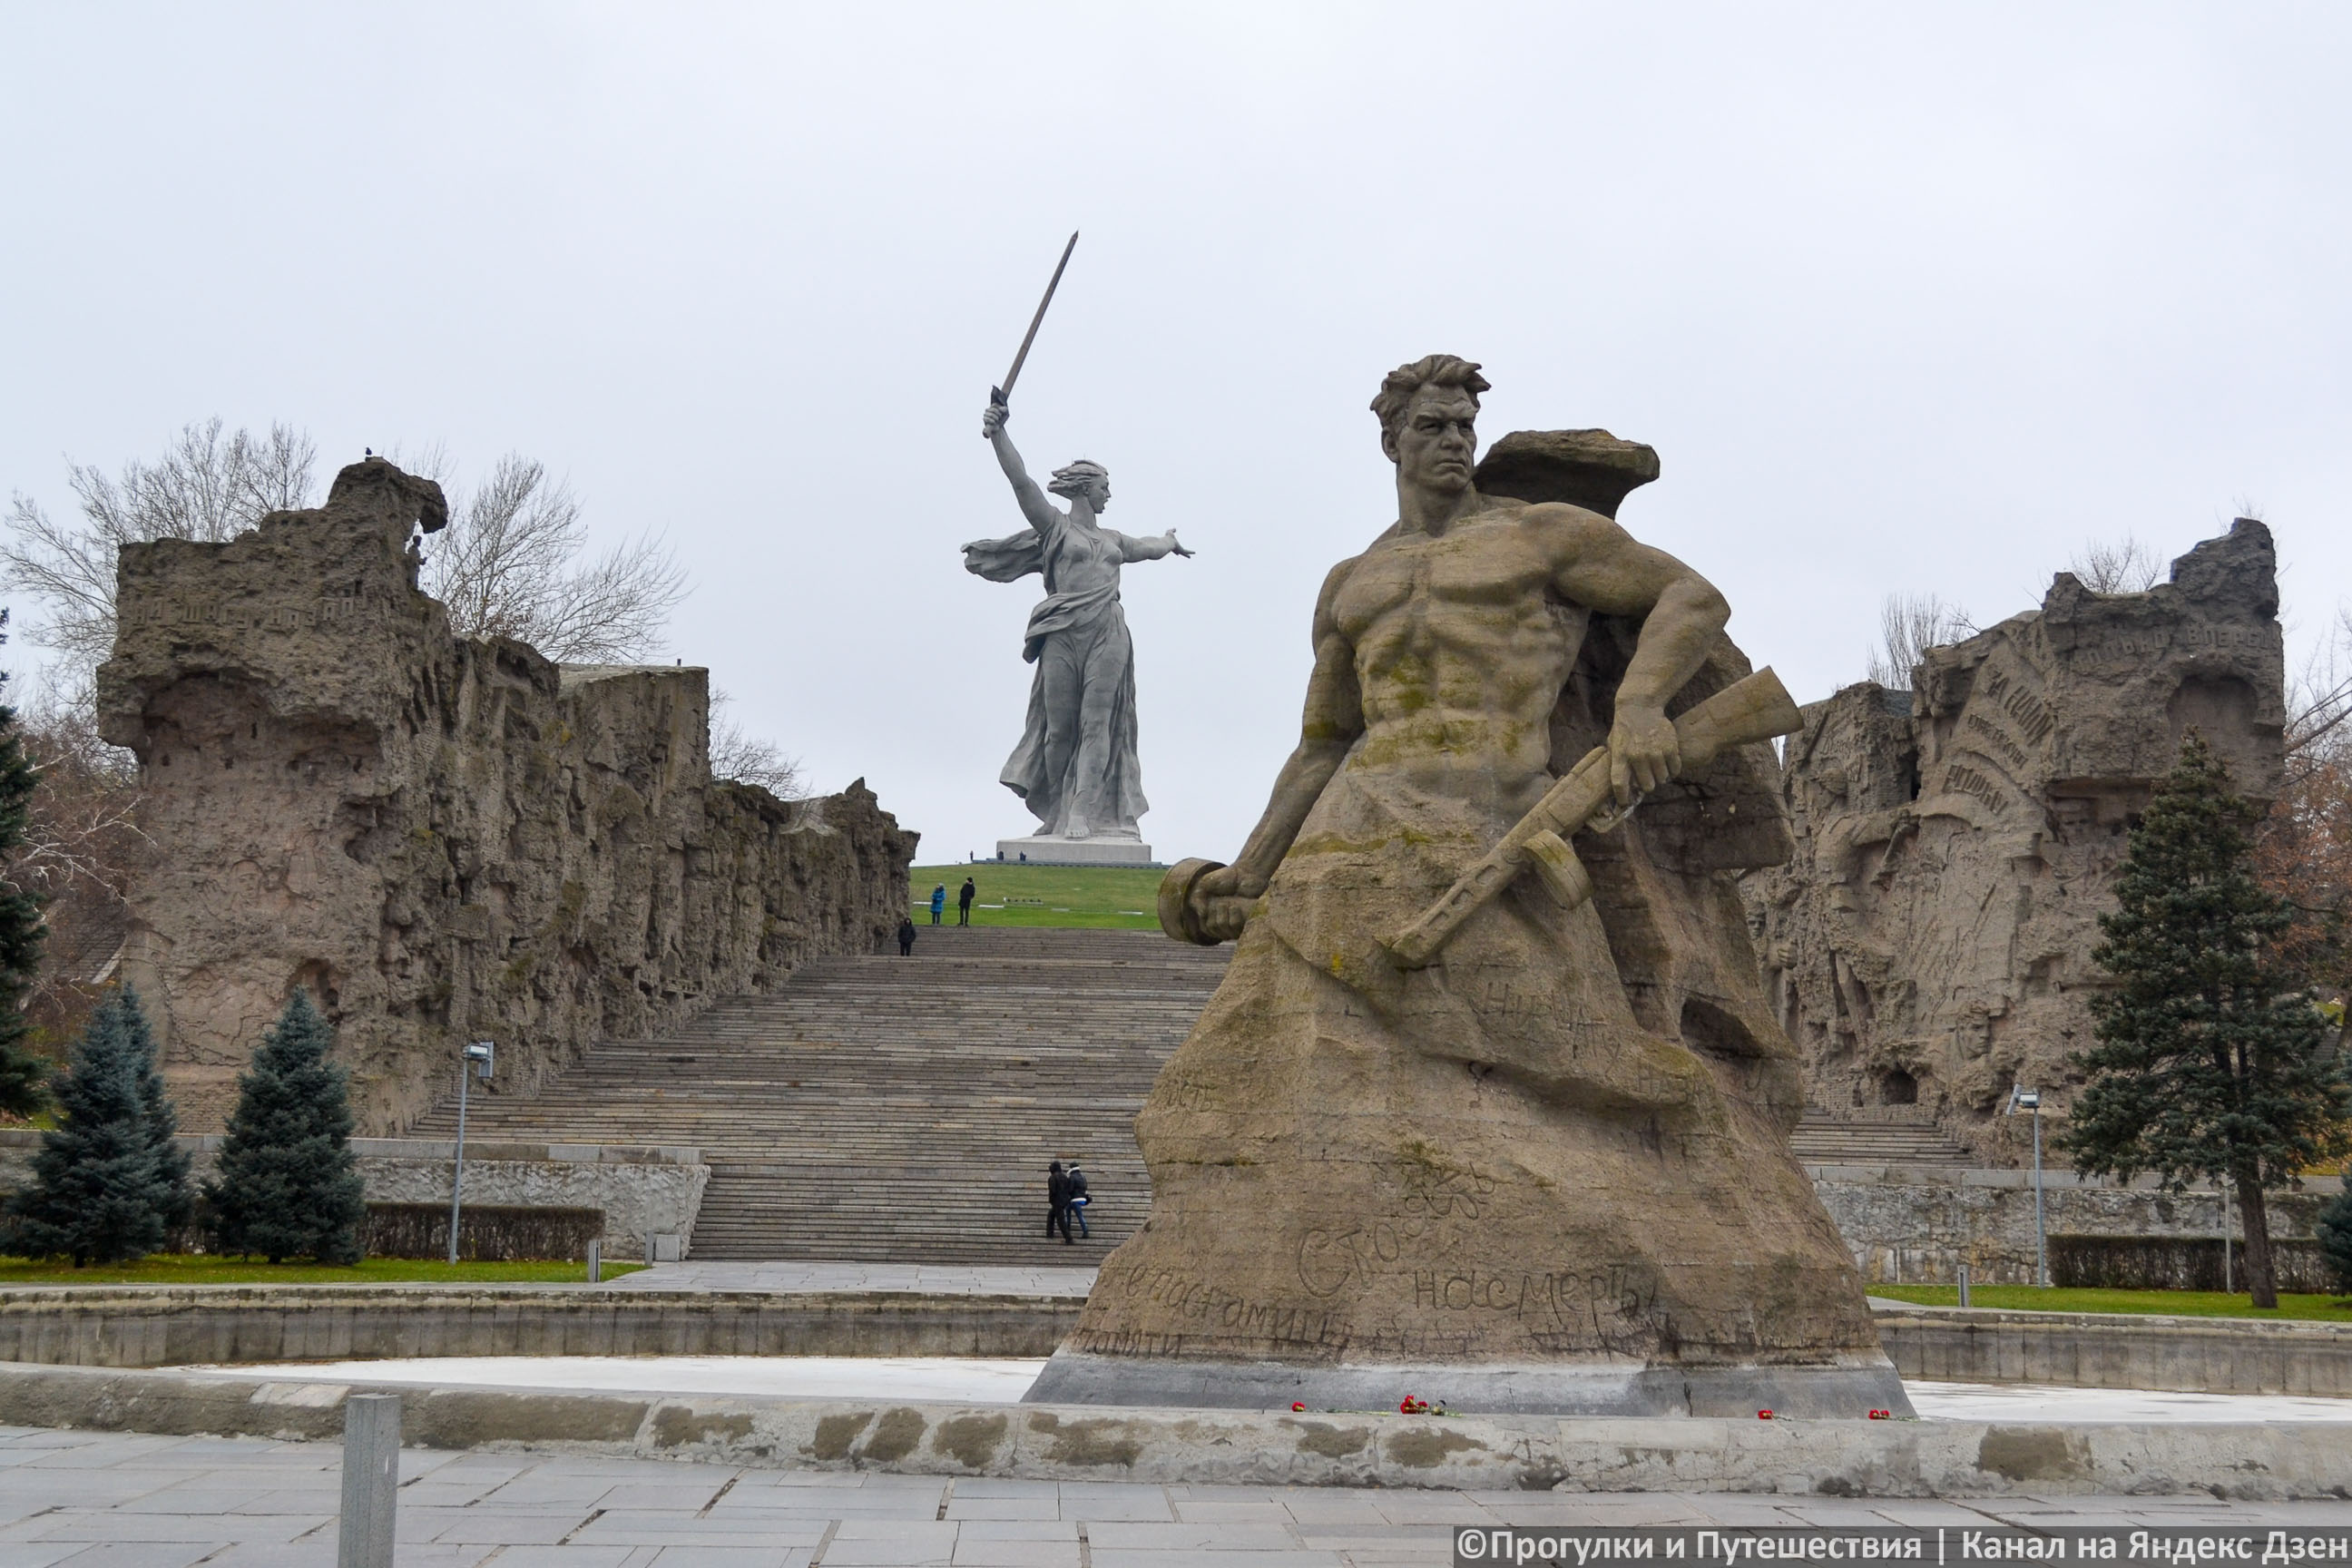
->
{"left": 448, "top": 1042, "right": 495, "bottom": 1267}
{"left": 2222, "top": 1181, "right": 2233, "bottom": 1294}
{"left": 2008, "top": 1084, "right": 2046, "bottom": 1289}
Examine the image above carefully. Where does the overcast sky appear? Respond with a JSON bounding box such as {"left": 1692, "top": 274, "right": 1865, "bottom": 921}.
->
{"left": 5, "top": 5, "right": 2347, "bottom": 866}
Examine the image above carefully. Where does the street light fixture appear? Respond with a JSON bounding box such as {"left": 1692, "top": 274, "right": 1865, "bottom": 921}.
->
{"left": 449, "top": 1042, "right": 495, "bottom": 1267}
{"left": 2007, "top": 1083, "right": 2046, "bottom": 1288}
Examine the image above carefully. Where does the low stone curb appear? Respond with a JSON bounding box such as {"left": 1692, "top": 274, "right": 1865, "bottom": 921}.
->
{"left": 15, "top": 1287, "right": 2352, "bottom": 1399}
{"left": 3, "top": 1360, "right": 2349, "bottom": 1497}
{"left": 0, "top": 1288, "right": 1080, "bottom": 1368}
{"left": 1876, "top": 1305, "right": 2352, "bottom": 1396}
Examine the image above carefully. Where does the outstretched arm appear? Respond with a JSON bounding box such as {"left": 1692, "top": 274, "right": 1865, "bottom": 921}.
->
{"left": 1530, "top": 505, "right": 1730, "bottom": 803}
{"left": 1118, "top": 529, "right": 1194, "bottom": 562}
{"left": 982, "top": 401, "right": 1061, "bottom": 533}
{"left": 1191, "top": 564, "right": 1361, "bottom": 936}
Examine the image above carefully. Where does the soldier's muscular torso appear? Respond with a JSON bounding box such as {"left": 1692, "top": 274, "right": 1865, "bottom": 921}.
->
{"left": 1331, "top": 498, "right": 1586, "bottom": 813}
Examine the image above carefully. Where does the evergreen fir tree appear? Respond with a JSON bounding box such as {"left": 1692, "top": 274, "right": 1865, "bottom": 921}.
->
{"left": 119, "top": 986, "right": 192, "bottom": 1232}
{"left": 2060, "top": 734, "right": 2352, "bottom": 1308}
{"left": 203, "top": 989, "right": 366, "bottom": 1264}
{"left": 4, "top": 989, "right": 174, "bottom": 1263}
{"left": 2317, "top": 1186, "right": 2352, "bottom": 1295}
{"left": 0, "top": 613, "right": 51, "bottom": 1120}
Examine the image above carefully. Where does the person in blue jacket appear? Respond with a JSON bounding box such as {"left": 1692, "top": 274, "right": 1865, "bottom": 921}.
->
{"left": 929, "top": 884, "right": 946, "bottom": 925}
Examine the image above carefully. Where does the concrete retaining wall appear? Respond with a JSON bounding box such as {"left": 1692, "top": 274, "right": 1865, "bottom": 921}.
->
{"left": 1, "top": 1360, "right": 2346, "bottom": 1496}
{"left": 1813, "top": 1165, "right": 2341, "bottom": 1285}
{"left": 0, "top": 1132, "right": 710, "bottom": 1257}
{"left": 1877, "top": 1305, "right": 2352, "bottom": 1396}
{"left": 0, "top": 1288, "right": 1073, "bottom": 1369}
{"left": 6, "top": 1287, "right": 2352, "bottom": 1400}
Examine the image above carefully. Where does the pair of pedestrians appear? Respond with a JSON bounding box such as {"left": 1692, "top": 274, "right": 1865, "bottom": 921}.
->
{"left": 1046, "top": 1159, "right": 1090, "bottom": 1243}
{"left": 926, "top": 877, "right": 979, "bottom": 926}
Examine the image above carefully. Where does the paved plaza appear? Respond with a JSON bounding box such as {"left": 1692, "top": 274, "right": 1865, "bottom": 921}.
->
{"left": 5, "top": 1425, "right": 2352, "bottom": 1568}
{"left": 600, "top": 1264, "right": 1099, "bottom": 1297}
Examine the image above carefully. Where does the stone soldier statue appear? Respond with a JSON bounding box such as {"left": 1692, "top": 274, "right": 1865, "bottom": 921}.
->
{"left": 1026, "top": 356, "right": 1907, "bottom": 1416}
{"left": 965, "top": 400, "right": 1191, "bottom": 845}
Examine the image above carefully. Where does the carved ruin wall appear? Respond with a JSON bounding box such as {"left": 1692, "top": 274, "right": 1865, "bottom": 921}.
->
{"left": 95, "top": 457, "right": 916, "bottom": 1134}
{"left": 1744, "top": 521, "right": 2285, "bottom": 1165}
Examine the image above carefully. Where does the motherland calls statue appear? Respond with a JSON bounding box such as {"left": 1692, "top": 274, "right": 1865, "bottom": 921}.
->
{"left": 964, "top": 400, "right": 1191, "bottom": 865}
{"left": 1025, "top": 355, "right": 1911, "bottom": 1416}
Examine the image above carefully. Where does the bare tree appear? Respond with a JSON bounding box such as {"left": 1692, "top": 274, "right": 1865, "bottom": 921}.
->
{"left": 1865, "top": 592, "right": 1975, "bottom": 689}
{"left": 2287, "top": 608, "right": 2352, "bottom": 778}
{"left": 0, "top": 668, "right": 150, "bottom": 1046}
{"left": 2067, "top": 535, "right": 2162, "bottom": 594}
{"left": 2, "top": 419, "right": 316, "bottom": 670}
{"left": 420, "top": 453, "right": 689, "bottom": 663}
{"left": 6, "top": 425, "right": 692, "bottom": 681}
{"left": 2257, "top": 605, "right": 2352, "bottom": 995}
{"left": 709, "top": 689, "right": 806, "bottom": 799}
{"left": 3, "top": 677, "right": 146, "bottom": 908}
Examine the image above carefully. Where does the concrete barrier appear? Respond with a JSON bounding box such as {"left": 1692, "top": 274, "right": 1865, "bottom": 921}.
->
{"left": 8, "top": 1288, "right": 2352, "bottom": 1399}
{"left": 1, "top": 1359, "right": 2347, "bottom": 1497}
{"left": 1877, "top": 1304, "right": 2352, "bottom": 1396}
{"left": 0, "top": 1287, "right": 1077, "bottom": 1368}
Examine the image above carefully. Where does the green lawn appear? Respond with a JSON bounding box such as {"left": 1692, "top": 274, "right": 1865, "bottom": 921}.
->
{"left": 910, "top": 862, "right": 1167, "bottom": 930}
{"left": 0, "top": 1255, "right": 646, "bottom": 1287}
{"left": 1874, "top": 1283, "right": 2352, "bottom": 1321}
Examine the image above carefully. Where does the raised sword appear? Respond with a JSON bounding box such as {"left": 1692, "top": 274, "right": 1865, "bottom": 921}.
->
{"left": 990, "top": 230, "right": 1080, "bottom": 410}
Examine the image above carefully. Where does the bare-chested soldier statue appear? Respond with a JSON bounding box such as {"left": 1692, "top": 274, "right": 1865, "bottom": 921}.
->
{"left": 1027, "top": 356, "right": 1908, "bottom": 1416}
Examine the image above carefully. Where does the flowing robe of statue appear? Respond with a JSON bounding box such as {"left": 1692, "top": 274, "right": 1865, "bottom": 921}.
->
{"left": 1025, "top": 369, "right": 1908, "bottom": 1417}
{"left": 964, "top": 514, "right": 1151, "bottom": 838}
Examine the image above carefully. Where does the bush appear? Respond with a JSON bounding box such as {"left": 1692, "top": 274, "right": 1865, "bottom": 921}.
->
{"left": 364, "top": 1202, "right": 604, "bottom": 1261}
{"left": 2050, "top": 1233, "right": 2334, "bottom": 1293}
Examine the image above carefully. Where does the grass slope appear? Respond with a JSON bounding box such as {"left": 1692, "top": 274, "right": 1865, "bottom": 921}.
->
{"left": 0, "top": 1256, "right": 647, "bottom": 1287}
{"left": 909, "top": 863, "right": 1165, "bottom": 930}
{"left": 1873, "top": 1284, "right": 2352, "bottom": 1321}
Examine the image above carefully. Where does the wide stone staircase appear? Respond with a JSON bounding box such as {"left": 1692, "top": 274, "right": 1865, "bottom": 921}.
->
{"left": 1788, "top": 1107, "right": 1977, "bottom": 1167}
{"left": 409, "top": 926, "right": 1227, "bottom": 1264}
{"left": 411, "top": 923, "right": 1993, "bottom": 1261}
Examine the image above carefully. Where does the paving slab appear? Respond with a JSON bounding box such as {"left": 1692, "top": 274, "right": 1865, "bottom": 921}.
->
{"left": 602, "top": 1262, "right": 1100, "bottom": 1295}
{"left": 2, "top": 1426, "right": 2351, "bottom": 1566}
{"left": 642, "top": 1551, "right": 809, "bottom": 1568}
{"left": 949, "top": 1541, "right": 1083, "bottom": 1566}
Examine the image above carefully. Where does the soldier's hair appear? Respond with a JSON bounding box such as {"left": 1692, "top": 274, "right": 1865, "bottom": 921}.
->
{"left": 1047, "top": 459, "right": 1109, "bottom": 498}
{"left": 1370, "top": 355, "right": 1490, "bottom": 444}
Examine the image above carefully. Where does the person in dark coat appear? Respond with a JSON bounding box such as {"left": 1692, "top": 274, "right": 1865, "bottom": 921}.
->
{"left": 930, "top": 884, "right": 946, "bottom": 925}
{"left": 1046, "top": 1161, "right": 1073, "bottom": 1244}
{"left": 1065, "top": 1160, "right": 1090, "bottom": 1238}
{"left": 957, "top": 877, "right": 976, "bottom": 926}
{"left": 897, "top": 916, "right": 917, "bottom": 956}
